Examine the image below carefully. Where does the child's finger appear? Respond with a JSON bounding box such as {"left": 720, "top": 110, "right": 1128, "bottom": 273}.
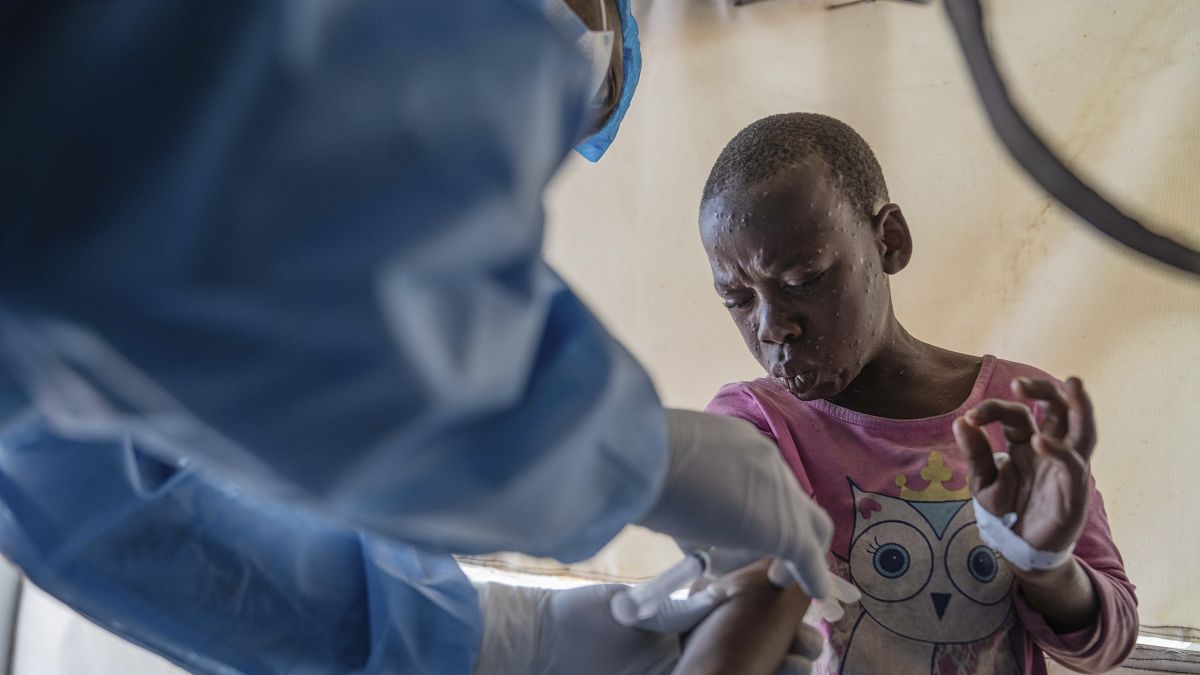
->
{"left": 1064, "top": 377, "right": 1097, "bottom": 460}
{"left": 954, "top": 417, "right": 998, "bottom": 490}
{"left": 1013, "top": 378, "right": 1068, "bottom": 438}
{"left": 774, "top": 655, "right": 814, "bottom": 675}
{"left": 1031, "top": 433, "right": 1075, "bottom": 463}
{"left": 966, "top": 400, "right": 1037, "bottom": 443}
{"left": 775, "top": 652, "right": 815, "bottom": 675}
{"left": 787, "top": 623, "right": 824, "bottom": 661}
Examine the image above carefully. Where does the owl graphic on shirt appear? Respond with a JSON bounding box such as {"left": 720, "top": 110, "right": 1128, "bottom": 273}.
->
{"left": 830, "top": 452, "right": 1021, "bottom": 674}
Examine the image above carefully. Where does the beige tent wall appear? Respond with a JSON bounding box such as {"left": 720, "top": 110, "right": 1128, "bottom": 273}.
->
{"left": 522, "top": 0, "right": 1200, "bottom": 634}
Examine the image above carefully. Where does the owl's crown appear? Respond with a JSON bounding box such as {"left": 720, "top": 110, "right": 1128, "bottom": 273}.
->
{"left": 894, "top": 451, "right": 971, "bottom": 502}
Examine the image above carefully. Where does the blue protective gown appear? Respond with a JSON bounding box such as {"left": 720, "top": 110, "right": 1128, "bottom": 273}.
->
{"left": 0, "top": 2, "right": 664, "bottom": 673}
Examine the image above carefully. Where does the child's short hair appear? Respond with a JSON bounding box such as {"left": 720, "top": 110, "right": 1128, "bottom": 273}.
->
{"left": 702, "top": 113, "right": 889, "bottom": 222}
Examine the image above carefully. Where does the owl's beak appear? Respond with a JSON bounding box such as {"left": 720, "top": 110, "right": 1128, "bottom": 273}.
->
{"left": 931, "top": 592, "right": 951, "bottom": 620}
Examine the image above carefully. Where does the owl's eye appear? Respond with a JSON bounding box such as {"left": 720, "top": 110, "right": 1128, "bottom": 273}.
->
{"left": 968, "top": 545, "right": 997, "bottom": 583}
{"left": 945, "top": 523, "right": 1013, "bottom": 605}
{"left": 873, "top": 543, "right": 910, "bottom": 579}
{"left": 851, "top": 520, "right": 932, "bottom": 602}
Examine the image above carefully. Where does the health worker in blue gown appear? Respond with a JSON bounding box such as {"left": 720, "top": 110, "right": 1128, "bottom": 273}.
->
{"left": 0, "top": 2, "right": 836, "bottom": 673}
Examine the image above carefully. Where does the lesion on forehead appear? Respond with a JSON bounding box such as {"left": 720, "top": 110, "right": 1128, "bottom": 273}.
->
{"left": 703, "top": 162, "right": 858, "bottom": 244}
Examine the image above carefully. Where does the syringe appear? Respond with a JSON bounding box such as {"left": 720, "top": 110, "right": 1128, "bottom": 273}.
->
{"left": 610, "top": 549, "right": 711, "bottom": 627}
{"left": 611, "top": 552, "right": 860, "bottom": 627}
{"left": 765, "top": 558, "right": 860, "bottom": 622}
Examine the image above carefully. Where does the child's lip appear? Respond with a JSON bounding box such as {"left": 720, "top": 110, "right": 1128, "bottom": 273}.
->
{"left": 772, "top": 360, "right": 815, "bottom": 379}
{"left": 775, "top": 369, "right": 820, "bottom": 395}
{"left": 776, "top": 375, "right": 825, "bottom": 401}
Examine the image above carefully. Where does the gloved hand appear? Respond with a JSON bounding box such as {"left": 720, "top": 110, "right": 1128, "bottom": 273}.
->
{"left": 474, "top": 582, "right": 678, "bottom": 675}
{"left": 472, "top": 579, "right": 821, "bottom": 675}
{"left": 638, "top": 410, "right": 836, "bottom": 601}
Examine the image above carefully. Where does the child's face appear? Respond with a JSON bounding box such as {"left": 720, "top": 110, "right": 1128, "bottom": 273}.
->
{"left": 700, "top": 159, "right": 894, "bottom": 400}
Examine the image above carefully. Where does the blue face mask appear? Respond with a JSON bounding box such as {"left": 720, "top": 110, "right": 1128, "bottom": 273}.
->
{"left": 545, "top": 0, "right": 641, "bottom": 163}
{"left": 576, "top": 0, "right": 640, "bottom": 162}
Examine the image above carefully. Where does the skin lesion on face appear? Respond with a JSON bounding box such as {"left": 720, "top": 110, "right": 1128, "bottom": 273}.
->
{"left": 699, "top": 159, "right": 901, "bottom": 401}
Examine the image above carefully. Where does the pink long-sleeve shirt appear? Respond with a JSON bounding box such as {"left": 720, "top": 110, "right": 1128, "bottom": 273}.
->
{"left": 706, "top": 355, "right": 1138, "bottom": 674}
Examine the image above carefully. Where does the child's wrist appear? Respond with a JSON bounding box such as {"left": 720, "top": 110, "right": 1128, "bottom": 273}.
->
{"left": 1011, "top": 557, "right": 1095, "bottom": 612}
{"left": 1009, "top": 555, "right": 1079, "bottom": 585}
{"left": 1010, "top": 557, "right": 1101, "bottom": 634}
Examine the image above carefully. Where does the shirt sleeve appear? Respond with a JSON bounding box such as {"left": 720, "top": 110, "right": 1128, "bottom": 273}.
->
{"left": 704, "top": 382, "right": 816, "bottom": 497}
{"left": 0, "top": 414, "right": 485, "bottom": 675}
{"left": 705, "top": 383, "right": 776, "bottom": 436}
{"left": 1014, "top": 476, "right": 1140, "bottom": 673}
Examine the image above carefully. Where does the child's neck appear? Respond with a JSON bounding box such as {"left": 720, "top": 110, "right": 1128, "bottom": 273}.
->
{"left": 824, "top": 322, "right": 983, "bottom": 420}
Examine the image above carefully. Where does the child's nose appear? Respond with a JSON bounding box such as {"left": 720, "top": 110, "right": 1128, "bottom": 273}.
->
{"left": 757, "top": 302, "right": 803, "bottom": 345}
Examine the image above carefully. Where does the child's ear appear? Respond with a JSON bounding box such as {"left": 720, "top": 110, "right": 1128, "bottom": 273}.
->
{"left": 872, "top": 203, "right": 913, "bottom": 274}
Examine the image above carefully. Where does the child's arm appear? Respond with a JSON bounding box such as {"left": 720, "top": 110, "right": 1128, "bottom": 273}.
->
{"left": 1012, "top": 485, "right": 1139, "bottom": 673}
{"left": 955, "top": 377, "right": 1138, "bottom": 671}
{"left": 1010, "top": 558, "right": 1098, "bottom": 632}
{"left": 675, "top": 559, "right": 816, "bottom": 675}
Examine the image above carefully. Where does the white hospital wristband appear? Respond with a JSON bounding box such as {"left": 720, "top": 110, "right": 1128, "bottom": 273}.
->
{"left": 972, "top": 498, "right": 1074, "bottom": 572}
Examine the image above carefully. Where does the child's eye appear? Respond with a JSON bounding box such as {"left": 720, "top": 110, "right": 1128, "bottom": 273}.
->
{"left": 722, "top": 295, "right": 752, "bottom": 310}
{"left": 784, "top": 271, "right": 826, "bottom": 292}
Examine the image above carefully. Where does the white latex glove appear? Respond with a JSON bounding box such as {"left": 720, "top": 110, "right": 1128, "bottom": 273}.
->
{"left": 473, "top": 581, "right": 820, "bottom": 675}
{"left": 473, "top": 582, "right": 685, "bottom": 675}
{"left": 639, "top": 410, "right": 836, "bottom": 601}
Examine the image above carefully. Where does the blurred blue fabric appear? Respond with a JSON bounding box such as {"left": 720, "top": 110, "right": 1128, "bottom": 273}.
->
{"left": 0, "top": 1, "right": 664, "bottom": 673}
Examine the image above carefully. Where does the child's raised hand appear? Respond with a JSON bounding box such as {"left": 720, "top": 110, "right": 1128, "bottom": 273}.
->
{"left": 952, "top": 377, "right": 1096, "bottom": 557}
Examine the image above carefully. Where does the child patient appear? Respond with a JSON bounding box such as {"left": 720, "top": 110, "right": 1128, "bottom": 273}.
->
{"left": 692, "top": 113, "right": 1138, "bottom": 674}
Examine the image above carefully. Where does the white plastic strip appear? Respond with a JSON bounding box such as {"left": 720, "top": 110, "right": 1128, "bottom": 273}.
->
{"left": 972, "top": 498, "right": 1073, "bottom": 572}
